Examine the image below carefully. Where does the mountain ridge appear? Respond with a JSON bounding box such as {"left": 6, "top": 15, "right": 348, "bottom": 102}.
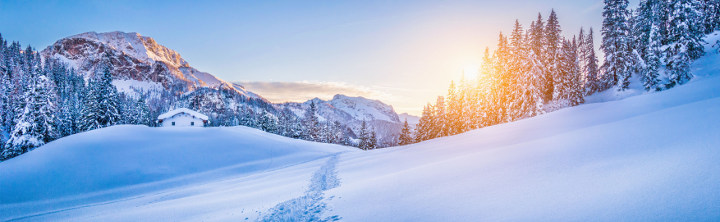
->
{"left": 40, "top": 31, "right": 404, "bottom": 145}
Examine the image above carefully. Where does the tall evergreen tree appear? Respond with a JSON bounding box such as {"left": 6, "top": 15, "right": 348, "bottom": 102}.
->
{"left": 545, "top": 9, "right": 563, "bottom": 101}
{"left": 432, "top": 96, "right": 447, "bottom": 138}
{"left": 358, "top": 121, "right": 370, "bottom": 150}
{"left": 584, "top": 28, "right": 601, "bottom": 95}
{"left": 3, "top": 72, "right": 57, "bottom": 160}
{"left": 398, "top": 119, "right": 413, "bottom": 145}
{"left": 79, "top": 67, "right": 122, "bottom": 131}
{"left": 303, "top": 101, "right": 321, "bottom": 141}
{"left": 259, "top": 110, "right": 277, "bottom": 134}
{"left": 415, "top": 104, "right": 434, "bottom": 142}
{"left": 601, "top": 0, "right": 633, "bottom": 90}
{"left": 664, "top": 0, "right": 705, "bottom": 89}
{"left": 637, "top": 0, "right": 665, "bottom": 91}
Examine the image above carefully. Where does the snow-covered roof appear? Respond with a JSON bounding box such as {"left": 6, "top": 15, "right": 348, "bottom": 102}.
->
{"left": 157, "top": 108, "right": 209, "bottom": 120}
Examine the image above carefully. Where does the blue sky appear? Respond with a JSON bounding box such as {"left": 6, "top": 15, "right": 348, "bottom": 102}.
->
{"left": 0, "top": 0, "right": 631, "bottom": 115}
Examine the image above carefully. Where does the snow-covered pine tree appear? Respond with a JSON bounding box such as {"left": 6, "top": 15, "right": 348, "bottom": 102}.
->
{"left": 432, "top": 96, "right": 447, "bottom": 138}
{"left": 700, "top": 0, "right": 719, "bottom": 33}
{"left": 664, "top": 0, "right": 706, "bottom": 89}
{"left": 636, "top": 0, "right": 665, "bottom": 91}
{"left": 577, "top": 28, "right": 588, "bottom": 86}
{"left": 398, "top": 119, "right": 413, "bottom": 145}
{"left": 277, "top": 107, "right": 301, "bottom": 138}
{"left": 493, "top": 33, "right": 510, "bottom": 123}
{"left": 3, "top": 69, "right": 57, "bottom": 160}
{"left": 446, "top": 80, "right": 463, "bottom": 135}
{"left": 415, "top": 104, "right": 434, "bottom": 142}
{"left": 358, "top": 120, "right": 370, "bottom": 150}
{"left": 79, "top": 66, "right": 122, "bottom": 131}
{"left": 519, "top": 25, "right": 545, "bottom": 118}
{"left": 134, "top": 97, "right": 152, "bottom": 126}
{"left": 458, "top": 76, "right": 475, "bottom": 132}
{"left": 238, "top": 108, "right": 257, "bottom": 128}
{"left": 528, "top": 13, "right": 549, "bottom": 110}
{"left": 601, "top": 0, "right": 633, "bottom": 90}
{"left": 473, "top": 47, "right": 494, "bottom": 129}
{"left": 259, "top": 110, "right": 277, "bottom": 134}
{"left": 545, "top": 10, "right": 563, "bottom": 101}
{"left": 303, "top": 100, "right": 321, "bottom": 142}
{"left": 569, "top": 38, "right": 585, "bottom": 105}
{"left": 369, "top": 131, "right": 378, "bottom": 150}
{"left": 507, "top": 19, "right": 527, "bottom": 121}
{"left": 584, "top": 28, "right": 602, "bottom": 95}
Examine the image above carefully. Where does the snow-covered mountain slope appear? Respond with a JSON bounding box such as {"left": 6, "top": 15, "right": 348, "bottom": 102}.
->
{"left": 41, "top": 31, "right": 261, "bottom": 100}
{"left": 2, "top": 60, "right": 719, "bottom": 221}
{"left": 398, "top": 113, "right": 419, "bottom": 125}
{"left": 40, "top": 31, "right": 400, "bottom": 136}
{"left": 280, "top": 94, "right": 402, "bottom": 146}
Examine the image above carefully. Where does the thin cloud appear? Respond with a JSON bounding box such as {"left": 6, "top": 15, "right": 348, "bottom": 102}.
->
{"left": 235, "top": 81, "right": 391, "bottom": 103}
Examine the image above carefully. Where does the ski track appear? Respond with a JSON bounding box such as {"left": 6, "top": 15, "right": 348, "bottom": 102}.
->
{"left": 259, "top": 154, "right": 341, "bottom": 222}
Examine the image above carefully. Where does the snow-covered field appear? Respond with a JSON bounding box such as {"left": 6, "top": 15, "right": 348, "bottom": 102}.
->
{"left": 2, "top": 40, "right": 719, "bottom": 221}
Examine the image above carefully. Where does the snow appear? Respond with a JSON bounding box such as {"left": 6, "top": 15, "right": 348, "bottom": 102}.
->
{"left": 69, "top": 31, "right": 188, "bottom": 67}
{"left": 112, "top": 79, "right": 164, "bottom": 99}
{"left": 2, "top": 35, "right": 720, "bottom": 221}
{"left": 157, "top": 108, "right": 210, "bottom": 120}
{"left": 2, "top": 71, "right": 719, "bottom": 220}
{"left": 0, "top": 125, "right": 355, "bottom": 221}
{"left": 327, "top": 94, "right": 399, "bottom": 123}
{"left": 398, "top": 113, "right": 419, "bottom": 126}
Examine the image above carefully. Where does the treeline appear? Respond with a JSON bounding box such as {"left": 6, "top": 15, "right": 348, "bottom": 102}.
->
{"left": 230, "top": 101, "right": 377, "bottom": 149}
{"left": 0, "top": 39, "right": 154, "bottom": 160}
{"left": 407, "top": 0, "right": 719, "bottom": 144}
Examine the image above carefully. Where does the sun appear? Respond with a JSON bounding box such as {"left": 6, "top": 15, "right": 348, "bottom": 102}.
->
{"left": 463, "top": 64, "right": 481, "bottom": 81}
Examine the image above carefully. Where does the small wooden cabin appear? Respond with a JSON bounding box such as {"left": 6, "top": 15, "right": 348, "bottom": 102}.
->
{"left": 157, "top": 108, "right": 209, "bottom": 127}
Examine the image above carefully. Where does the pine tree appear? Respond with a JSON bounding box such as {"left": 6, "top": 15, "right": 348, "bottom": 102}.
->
{"left": 601, "top": 0, "right": 633, "bottom": 90}
{"left": 134, "top": 97, "right": 152, "bottom": 125}
{"left": 369, "top": 131, "right": 378, "bottom": 150}
{"left": 259, "top": 110, "right": 277, "bottom": 134}
{"left": 446, "top": 80, "right": 463, "bottom": 135}
{"left": 432, "top": 96, "right": 446, "bottom": 138}
{"left": 239, "top": 108, "right": 257, "bottom": 128}
{"left": 577, "top": 28, "right": 588, "bottom": 86}
{"left": 3, "top": 71, "right": 57, "bottom": 160}
{"left": 507, "top": 20, "right": 527, "bottom": 121}
{"left": 415, "top": 104, "right": 434, "bottom": 142}
{"left": 664, "top": 0, "right": 705, "bottom": 89}
{"left": 79, "top": 67, "right": 122, "bottom": 131}
{"left": 636, "top": 0, "right": 665, "bottom": 91}
{"left": 584, "top": 28, "right": 601, "bottom": 95}
{"left": 545, "top": 9, "right": 563, "bottom": 101}
{"left": 519, "top": 27, "right": 545, "bottom": 118}
{"left": 701, "top": 0, "right": 720, "bottom": 33}
{"left": 398, "top": 119, "right": 413, "bottom": 145}
{"left": 303, "top": 101, "right": 321, "bottom": 141}
{"left": 358, "top": 121, "right": 370, "bottom": 150}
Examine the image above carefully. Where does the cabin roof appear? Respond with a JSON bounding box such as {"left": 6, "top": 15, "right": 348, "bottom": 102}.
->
{"left": 157, "top": 108, "right": 209, "bottom": 120}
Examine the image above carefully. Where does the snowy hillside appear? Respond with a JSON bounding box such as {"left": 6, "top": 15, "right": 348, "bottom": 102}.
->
{"left": 2, "top": 53, "right": 719, "bottom": 220}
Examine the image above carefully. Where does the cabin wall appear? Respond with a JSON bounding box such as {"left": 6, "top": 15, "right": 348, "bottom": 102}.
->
{"left": 160, "top": 113, "right": 205, "bottom": 127}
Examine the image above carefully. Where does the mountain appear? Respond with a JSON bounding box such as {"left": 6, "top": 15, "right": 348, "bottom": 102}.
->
{"left": 280, "top": 94, "right": 403, "bottom": 146}
{"left": 40, "top": 31, "right": 404, "bottom": 144}
{"left": 41, "top": 31, "right": 260, "bottom": 99}
{"left": 398, "top": 113, "right": 419, "bottom": 125}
